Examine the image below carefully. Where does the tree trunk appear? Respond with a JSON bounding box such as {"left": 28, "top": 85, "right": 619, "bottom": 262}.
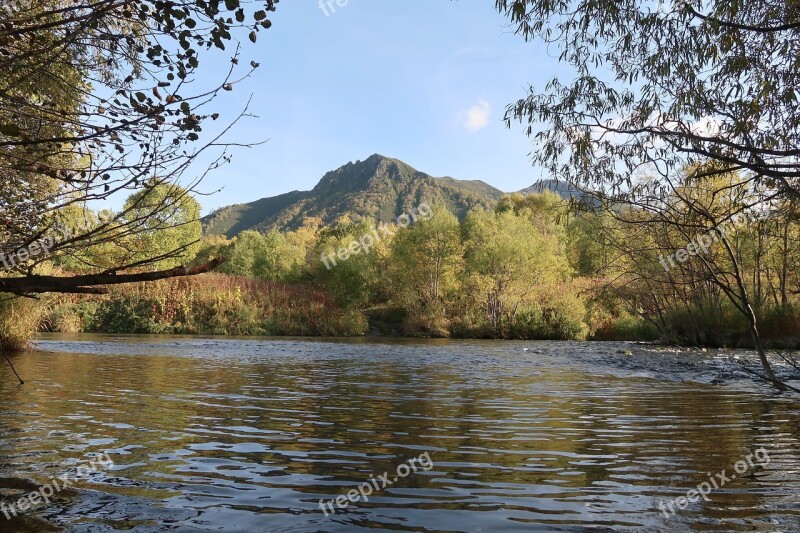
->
{"left": 715, "top": 228, "right": 787, "bottom": 392}
{"left": 0, "top": 258, "right": 226, "bottom": 295}
{"left": 745, "top": 305, "right": 787, "bottom": 392}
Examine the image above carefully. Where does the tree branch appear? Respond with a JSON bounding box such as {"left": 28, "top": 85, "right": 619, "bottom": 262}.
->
{"left": 0, "top": 257, "right": 227, "bottom": 296}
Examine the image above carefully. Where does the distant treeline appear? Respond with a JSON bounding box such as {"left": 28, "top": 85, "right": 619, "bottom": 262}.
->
{"left": 29, "top": 185, "right": 800, "bottom": 346}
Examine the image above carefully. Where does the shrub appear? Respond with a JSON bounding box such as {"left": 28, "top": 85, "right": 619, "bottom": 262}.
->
{"left": 590, "top": 313, "right": 660, "bottom": 342}
{"left": 0, "top": 296, "right": 48, "bottom": 351}
{"left": 43, "top": 273, "right": 368, "bottom": 337}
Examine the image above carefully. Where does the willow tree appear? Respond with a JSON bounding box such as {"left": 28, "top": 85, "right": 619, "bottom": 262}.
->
{"left": 0, "top": 0, "right": 278, "bottom": 296}
{"left": 495, "top": 0, "right": 800, "bottom": 197}
{"left": 495, "top": 0, "right": 799, "bottom": 390}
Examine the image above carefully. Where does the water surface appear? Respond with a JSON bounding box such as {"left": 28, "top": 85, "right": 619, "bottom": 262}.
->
{"left": 0, "top": 335, "right": 798, "bottom": 532}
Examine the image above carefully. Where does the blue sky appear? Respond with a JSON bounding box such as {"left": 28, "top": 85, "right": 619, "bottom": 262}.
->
{"left": 190, "top": 1, "right": 562, "bottom": 214}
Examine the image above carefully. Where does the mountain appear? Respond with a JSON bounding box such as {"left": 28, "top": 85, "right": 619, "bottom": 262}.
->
{"left": 202, "top": 154, "right": 505, "bottom": 236}
{"left": 201, "top": 154, "right": 595, "bottom": 237}
{"left": 518, "top": 179, "right": 598, "bottom": 206}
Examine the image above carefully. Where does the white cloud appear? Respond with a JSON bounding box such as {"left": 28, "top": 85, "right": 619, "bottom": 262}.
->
{"left": 463, "top": 100, "right": 491, "bottom": 132}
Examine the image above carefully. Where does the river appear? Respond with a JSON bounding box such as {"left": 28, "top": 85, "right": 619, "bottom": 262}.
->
{"left": 0, "top": 334, "right": 798, "bottom": 532}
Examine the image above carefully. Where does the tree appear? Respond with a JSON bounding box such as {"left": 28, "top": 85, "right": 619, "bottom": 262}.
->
{"left": 218, "top": 230, "right": 267, "bottom": 277}
{"left": 495, "top": 0, "right": 800, "bottom": 198}
{"left": 591, "top": 167, "right": 795, "bottom": 390}
{"left": 217, "top": 229, "right": 301, "bottom": 280}
{"left": 495, "top": 0, "right": 799, "bottom": 390}
{"left": 0, "top": 0, "right": 278, "bottom": 296}
{"left": 314, "top": 219, "right": 380, "bottom": 310}
{"left": 387, "top": 207, "right": 463, "bottom": 336}
{"left": 192, "top": 235, "right": 233, "bottom": 271}
{"left": 463, "top": 206, "right": 569, "bottom": 336}
{"left": 116, "top": 180, "right": 202, "bottom": 269}
{"left": 565, "top": 211, "right": 620, "bottom": 278}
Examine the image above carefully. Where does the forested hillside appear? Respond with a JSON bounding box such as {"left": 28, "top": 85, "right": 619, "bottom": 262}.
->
{"left": 202, "top": 154, "right": 508, "bottom": 236}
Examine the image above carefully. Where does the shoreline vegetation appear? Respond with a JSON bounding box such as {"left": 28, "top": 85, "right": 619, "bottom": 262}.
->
{"left": 34, "top": 276, "right": 799, "bottom": 348}
{"left": 1, "top": 187, "right": 793, "bottom": 353}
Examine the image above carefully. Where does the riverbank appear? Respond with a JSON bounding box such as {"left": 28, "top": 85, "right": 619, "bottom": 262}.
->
{"left": 0, "top": 271, "right": 787, "bottom": 352}
{"left": 36, "top": 274, "right": 633, "bottom": 342}
{"left": 35, "top": 273, "right": 800, "bottom": 350}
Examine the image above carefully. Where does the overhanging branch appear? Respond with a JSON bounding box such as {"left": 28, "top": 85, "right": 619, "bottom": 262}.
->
{"left": 0, "top": 257, "right": 227, "bottom": 296}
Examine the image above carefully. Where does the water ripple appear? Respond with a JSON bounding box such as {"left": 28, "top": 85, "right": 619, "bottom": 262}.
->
{"left": 0, "top": 335, "right": 796, "bottom": 532}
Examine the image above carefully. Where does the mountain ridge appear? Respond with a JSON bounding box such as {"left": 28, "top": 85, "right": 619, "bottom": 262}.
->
{"left": 202, "top": 154, "right": 580, "bottom": 237}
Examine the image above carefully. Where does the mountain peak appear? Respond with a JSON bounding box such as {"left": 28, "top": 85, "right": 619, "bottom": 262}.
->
{"left": 202, "top": 155, "right": 504, "bottom": 236}
{"left": 333, "top": 153, "right": 395, "bottom": 169}
{"left": 520, "top": 179, "right": 599, "bottom": 207}
{"left": 313, "top": 154, "right": 418, "bottom": 194}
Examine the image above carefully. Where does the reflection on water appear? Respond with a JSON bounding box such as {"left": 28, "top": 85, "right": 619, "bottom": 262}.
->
{"left": 0, "top": 335, "right": 798, "bottom": 532}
